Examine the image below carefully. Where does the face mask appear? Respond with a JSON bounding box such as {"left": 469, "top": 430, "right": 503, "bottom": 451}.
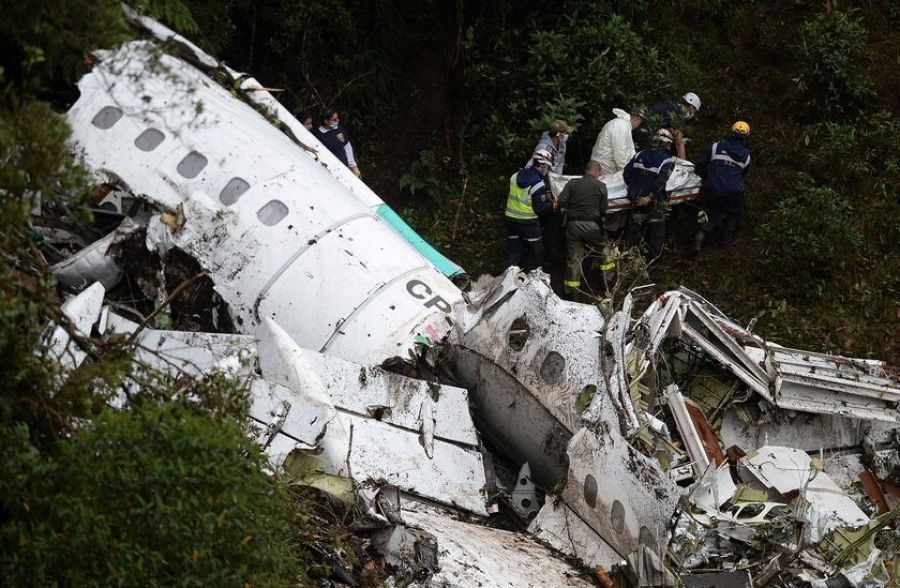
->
{"left": 329, "top": 122, "right": 339, "bottom": 130}
{"left": 561, "top": 134, "right": 569, "bottom": 144}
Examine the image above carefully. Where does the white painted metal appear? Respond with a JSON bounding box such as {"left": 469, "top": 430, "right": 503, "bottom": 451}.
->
{"left": 342, "top": 414, "right": 489, "bottom": 515}
{"left": 548, "top": 427, "right": 680, "bottom": 563}
{"left": 47, "top": 282, "right": 106, "bottom": 370}
{"left": 450, "top": 270, "right": 609, "bottom": 486}
{"left": 689, "top": 463, "right": 738, "bottom": 513}
{"left": 405, "top": 510, "right": 594, "bottom": 587}
{"left": 51, "top": 219, "right": 136, "bottom": 290}
{"left": 528, "top": 499, "right": 624, "bottom": 570}
{"left": 738, "top": 446, "right": 869, "bottom": 542}
{"left": 105, "top": 313, "right": 256, "bottom": 377}
{"left": 67, "top": 41, "right": 462, "bottom": 365}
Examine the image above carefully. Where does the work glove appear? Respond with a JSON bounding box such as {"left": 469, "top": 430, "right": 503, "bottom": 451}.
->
{"left": 351, "top": 166, "right": 362, "bottom": 179}
{"left": 635, "top": 195, "right": 652, "bottom": 207}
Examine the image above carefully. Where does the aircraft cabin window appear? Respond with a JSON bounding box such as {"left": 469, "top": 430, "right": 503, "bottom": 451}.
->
{"left": 219, "top": 177, "right": 251, "bottom": 205}
{"left": 257, "top": 200, "right": 289, "bottom": 226}
{"left": 91, "top": 106, "right": 123, "bottom": 130}
{"left": 134, "top": 129, "right": 165, "bottom": 152}
{"left": 176, "top": 151, "right": 208, "bottom": 179}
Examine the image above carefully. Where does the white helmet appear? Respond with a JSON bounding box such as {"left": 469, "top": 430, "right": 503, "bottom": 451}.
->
{"left": 655, "top": 128, "right": 674, "bottom": 144}
{"left": 682, "top": 92, "right": 701, "bottom": 111}
{"left": 532, "top": 148, "right": 554, "bottom": 166}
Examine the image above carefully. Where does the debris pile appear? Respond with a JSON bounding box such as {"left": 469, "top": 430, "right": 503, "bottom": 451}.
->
{"left": 30, "top": 9, "right": 900, "bottom": 585}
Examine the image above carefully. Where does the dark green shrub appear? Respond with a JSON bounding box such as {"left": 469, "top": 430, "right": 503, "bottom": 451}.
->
{"left": 0, "top": 403, "right": 305, "bottom": 586}
{"left": 796, "top": 7, "right": 874, "bottom": 120}
{"left": 758, "top": 174, "right": 861, "bottom": 293}
{"left": 464, "top": 8, "right": 670, "bottom": 165}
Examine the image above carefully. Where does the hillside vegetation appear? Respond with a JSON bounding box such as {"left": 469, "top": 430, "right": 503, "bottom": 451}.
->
{"left": 0, "top": 0, "right": 897, "bottom": 583}
{"left": 200, "top": 0, "right": 899, "bottom": 362}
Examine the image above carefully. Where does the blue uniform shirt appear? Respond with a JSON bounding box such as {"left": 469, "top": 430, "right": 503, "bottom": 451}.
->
{"left": 694, "top": 136, "right": 751, "bottom": 194}
{"left": 313, "top": 125, "right": 352, "bottom": 166}
{"left": 624, "top": 148, "right": 677, "bottom": 203}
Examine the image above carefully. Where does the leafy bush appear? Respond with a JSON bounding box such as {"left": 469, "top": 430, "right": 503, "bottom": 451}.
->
{"left": 758, "top": 175, "right": 861, "bottom": 293}
{"left": 0, "top": 403, "right": 306, "bottom": 585}
{"left": 796, "top": 7, "right": 874, "bottom": 120}
{"left": 464, "top": 8, "right": 670, "bottom": 168}
{"left": 400, "top": 149, "right": 446, "bottom": 198}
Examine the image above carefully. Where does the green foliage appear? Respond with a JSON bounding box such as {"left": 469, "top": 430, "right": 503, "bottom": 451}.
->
{"left": 400, "top": 149, "right": 446, "bottom": 198}
{"left": 0, "top": 0, "right": 127, "bottom": 93}
{"left": 0, "top": 402, "right": 305, "bottom": 585}
{"left": 796, "top": 7, "right": 874, "bottom": 120}
{"left": 134, "top": 0, "right": 200, "bottom": 35}
{"left": 464, "top": 8, "right": 670, "bottom": 166}
{"left": 758, "top": 175, "right": 861, "bottom": 293}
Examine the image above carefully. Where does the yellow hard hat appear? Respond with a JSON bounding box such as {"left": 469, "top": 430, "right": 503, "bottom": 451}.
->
{"left": 731, "top": 121, "right": 750, "bottom": 136}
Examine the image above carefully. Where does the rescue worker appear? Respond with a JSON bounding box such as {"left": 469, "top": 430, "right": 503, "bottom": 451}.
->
{"left": 693, "top": 121, "right": 752, "bottom": 251}
{"left": 505, "top": 149, "right": 555, "bottom": 272}
{"left": 300, "top": 112, "right": 314, "bottom": 131}
{"left": 590, "top": 108, "right": 643, "bottom": 177}
{"left": 558, "top": 160, "right": 612, "bottom": 297}
{"left": 643, "top": 92, "right": 701, "bottom": 158}
{"left": 526, "top": 119, "right": 573, "bottom": 175}
{"left": 647, "top": 92, "right": 701, "bottom": 127}
{"left": 312, "top": 109, "right": 362, "bottom": 178}
{"left": 623, "top": 129, "right": 678, "bottom": 263}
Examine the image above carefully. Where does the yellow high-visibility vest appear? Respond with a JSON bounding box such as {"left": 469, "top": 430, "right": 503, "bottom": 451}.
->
{"left": 505, "top": 173, "right": 538, "bottom": 221}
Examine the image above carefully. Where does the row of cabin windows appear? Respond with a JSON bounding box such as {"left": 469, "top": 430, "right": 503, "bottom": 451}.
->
{"left": 90, "top": 105, "right": 288, "bottom": 226}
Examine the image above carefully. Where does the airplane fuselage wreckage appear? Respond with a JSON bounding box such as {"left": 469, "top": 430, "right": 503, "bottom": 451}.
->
{"left": 42, "top": 8, "right": 900, "bottom": 586}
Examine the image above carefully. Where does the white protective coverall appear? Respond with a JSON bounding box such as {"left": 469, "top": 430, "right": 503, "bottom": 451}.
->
{"left": 590, "top": 108, "right": 635, "bottom": 177}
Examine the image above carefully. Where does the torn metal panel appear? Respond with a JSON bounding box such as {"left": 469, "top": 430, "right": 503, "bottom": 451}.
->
{"left": 586, "top": 292, "right": 640, "bottom": 435}
{"left": 405, "top": 509, "right": 594, "bottom": 587}
{"left": 105, "top": 313, "right": 256, "bottom": 377}
{"left": 259, "top": 318, "right": 478, "bottom": 447}
{"left": 450, "top": 270, "right": 608, "bottom": 487}
{"left": 248, "top": 378, "right": 334, "bottom": 448}
{"left": 638, "top": 292, "right": 683, "bottom": 360}
{"left": 686, "top": 400, "right": 726, "bottom": 467}
{"left": 719, "top": 407, "right": 899, "bottom": 452}
{"left": 768, "top": 346, "right": 900, "bottom": 422}
{"left": 342, "top": 415, "right": 489, "bottom": 515}
{"left": 547, "top": 428, "right": 680, "bottom": 563}
{"left": 371, "top": 524, "right": 439, "bottom": 579}
{"left": 528, "top": 499, "right": 623, "bottom": 570}
{"left": 51, "top": 218, "right": 137, "bottom": 290}
{"left": 689, "top": 463, "right": 738, "bottom": 513}
{"left": 682, "top": 301, "right": 769, "bottom": 388}
{"left": 681, "top": 321, "right": 771, "bottom": 399}
{"left": 738, "top": 446, "right": 869, "bottom": 541}
{"left": 624, "top": 545, "right": 679, "bottom": 587}
{"left": 665, "top": 384, "right": 711, "bottom": 476}
{"left": 47, "top": 282, "right": 106, "bottom": 370}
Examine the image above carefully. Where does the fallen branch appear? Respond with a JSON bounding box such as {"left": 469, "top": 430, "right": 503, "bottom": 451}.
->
{"left": 129, "top": 271, "right": 207, "bottom": 342}
{"left": 450, "top": 174, "right": 469, "bottom": 242}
